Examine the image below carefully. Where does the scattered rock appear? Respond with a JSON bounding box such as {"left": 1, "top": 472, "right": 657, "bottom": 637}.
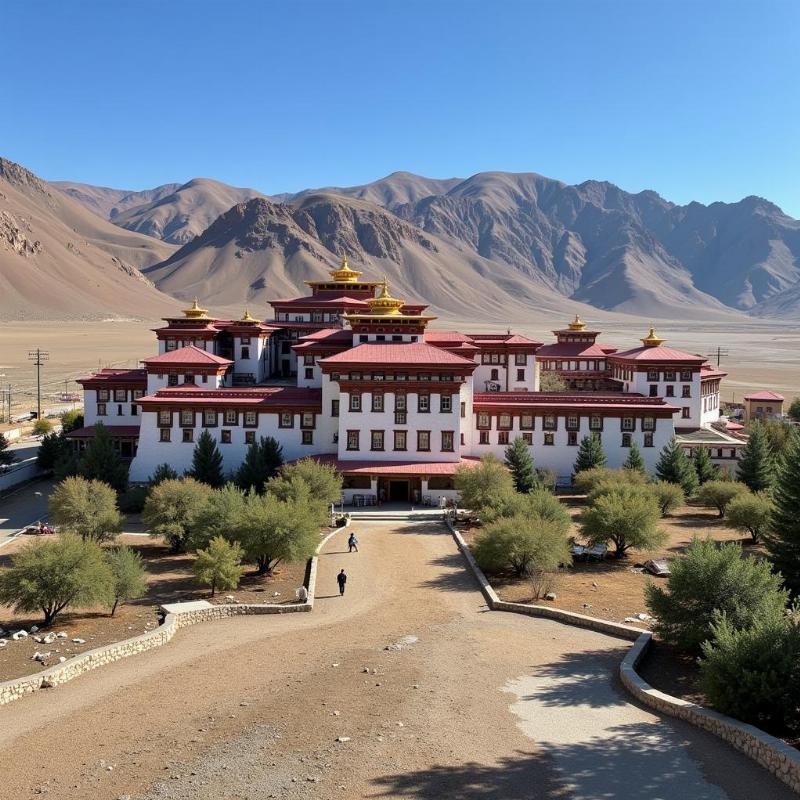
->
{"left": 332, "top": 663, "right": 339, "bottom": 667}
{"left": 43, "top": 632, "right": 57, "bottom": 644}
{"left": 55, "top": 632, "right": 67, "bottom": 639}
{"left": 224, "top": 595, "right": 235, "bottom": 602}
{"left": 332, "top": 710, "right": 340, "bottom": 716}
{"left": 335, "top": 736, "right": 351, "bottom": 743}
{"left": 12, "top": 630, "right": 28, "bottom": 640}
{"left": 0, "top": 640, "right": 7, "bottom": 648}
{"left": 59, "top": 656, "right": 66, "bottom": 663}
{"left": 30, "top": 625, "right": 39, "bottom": 633}
{"left": 544, "top": 592, "right": 557, "bottom": 601}
{"left": 396, "top": 721, "right": 404, "bottom": 727}
{"left": 72, "top": 638, "right": 86, "bottom": 644}
{"left": 637, "top": 612, "right": 653, "bottom": 621}
{"left": 32, "top": 651, "right": 51, "bottom": 662}
{"left": 384, "top": 635, "right": 418, "bottom": 651}
{"left": 362, "top": 667, "right": 370, "bottom": 673}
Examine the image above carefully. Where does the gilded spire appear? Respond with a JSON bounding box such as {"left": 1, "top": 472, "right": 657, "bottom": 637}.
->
{"left": 183, "top": 297, "right": 210, "bottom": 319}
{"left": 240, "top": 307, "right": 257, "bottom": 323}
{"left": 329, "top": 253, "right": 363, "bottom": 283}
{"left": 366, "top": 276, "right": 404, "bottom": 315}
{"left": 641, "top": 325, "right": 665, "bottom": 347}
{"left": 567, "top": 314, "right": 587, "bottom": 331}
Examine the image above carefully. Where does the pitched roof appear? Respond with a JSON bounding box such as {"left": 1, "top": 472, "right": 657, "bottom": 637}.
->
{"left": 609, "top": 345, "right": 705, "bottom": 363}
{"left": 537, "top": 342, "right": 613, "bottom": 358}
{"left": 744, "top": 390, "right": 785, "bottom": 401}
{"left": 319, "top": 343, "right": 477, "bottom": 367}
{"left": 298, "top": 454, "right": 482, "bottom": 475}
{"left": 76, "top": 368, "right": 147, "bottom": 385}
{"left": 142, "top": 345, "right": 232, "bottom": 366}
{"left": 138, "top": 386, "right": 321, "bottom": 407}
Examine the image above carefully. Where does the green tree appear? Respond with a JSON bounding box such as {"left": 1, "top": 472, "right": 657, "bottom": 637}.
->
{"left": 788, "top": 397, "right": 800, "bottom": 422}
{"left": 539, "top": 371, "right": 568, "bottom": 392}
{"left": 580, "top": 484, "right": 666, "bottom": 558}
{"left": 193, "top": 536, "right": 245, "bottom": 596}
{"left": 645, "top": 537, "right": 788, "bottom": 653}
{"left": 32, "top": 418, "right": 53, "bottom": 436}
{"left": 473, "top": 515, "right": 571, "bottom": 579}
{"left": 764, "top": 429, "right": 800, "bottom": 594}
{"left": 504, "top": 436, "right": 538, "bottom": 494}
{"left": 736, "top": 422, "right": 775, "bottom": 493}
{"left": 454, "top": 454, "right": 515, "bottom": 513}
{"left": 235, "top": 436, "right": 284, "bottom": 494}
{"left": 78, "top": 422, "right": 128, "bottom": 493}
{"left": 623, "top": 440, "right": 647, "bottom": 474}
{"left": 106, "top": 545, "right": 147, "bottom": 616}
{"left": 149, "top": 463, "right": 178, "bottom": 485}
{"left": 650, "top": 481, "right": 685, "bottom": 517}
{"left": 480, "top": 489, "right": 571, "bottom": 532}
{"left": 0, "top": 432, "right": 16, "bottom": 466}
{"left": 572, "top": 467, "right": 646, "bottom": 495}
{"left": 49, "top": 476, "right": 123, "bottom": 543}
{"left": 695, "top": 480, "right": 749, "bottom": 518}
{"left": 142, "top": 478, "right": 212, "bottom": 552}
{"left": 692, "top": 447, "right": 718, "bottom": 485}
{"left": 759, "top": 419, "right": 796, "bottom": 458}
{"left": 725, "top": 491, "right": 774, "bottom": 544}
{"left": 700, "top": 611, "right": 800, "bottom": 735}
{"left": 572, "top": 434, "right": 607, "bottom": 479}
{"left": 188, "top": 429, "right": 225, "bottom": 487}
{"left": 278, "top": 458, "right": 342, "bottom": 510}
{"left": 37, "top": 431, "right": 71, "bottom": 472}
{"left": 0, "top": 534, "right": 113, "bottom": 626}
{"left": 189, "top": 483, "right": 248, "bottom": 550}
{"left": 59, "top": 409, "right": 84, "bottom": 433}
{"left": 655, "top": 437, "right": 698, "bottom": 497}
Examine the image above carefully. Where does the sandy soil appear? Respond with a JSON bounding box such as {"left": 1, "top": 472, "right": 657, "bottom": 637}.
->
{"left": 0, "top": 521, "right": 792, "bottom": 800}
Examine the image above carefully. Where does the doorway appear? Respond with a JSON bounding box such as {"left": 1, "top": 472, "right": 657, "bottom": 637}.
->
{"left": 388, "top": 480, "right": 409, "bottom": 502}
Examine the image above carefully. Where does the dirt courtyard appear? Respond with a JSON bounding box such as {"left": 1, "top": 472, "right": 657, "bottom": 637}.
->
{"left": 0, "top": 520, "right": 792, "bottom": 800}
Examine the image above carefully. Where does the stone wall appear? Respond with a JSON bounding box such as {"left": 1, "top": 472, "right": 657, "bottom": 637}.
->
{"left": 448, "top": 516, "right": 800, "bottom": 796}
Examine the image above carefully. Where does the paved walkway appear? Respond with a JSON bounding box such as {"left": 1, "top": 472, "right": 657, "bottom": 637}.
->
{"left": 0, "top": 478, "right": 52, "bottom": 550}
{"left": 0, "top": 520, "right": 792, "bottom": 800}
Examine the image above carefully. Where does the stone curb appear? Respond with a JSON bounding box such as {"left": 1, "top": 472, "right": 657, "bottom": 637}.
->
{"left": 446, "top": 516, "right": 800, "bottom": 796}
{"left": 0, "top": 525, "right": 347, "bottom": 707}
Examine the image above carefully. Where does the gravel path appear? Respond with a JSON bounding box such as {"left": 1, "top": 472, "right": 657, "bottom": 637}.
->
{"left": 0, "top": 520, "right": 793, "bottom": 800}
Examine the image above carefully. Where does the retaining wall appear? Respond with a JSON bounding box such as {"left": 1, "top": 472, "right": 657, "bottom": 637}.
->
{"left": 447, "top": 516, "right": 800, "bottom": 796}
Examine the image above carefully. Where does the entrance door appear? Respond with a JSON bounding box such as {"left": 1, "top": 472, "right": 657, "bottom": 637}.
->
{"left": 388, "top": 480, "right": 409, "bottom": 502}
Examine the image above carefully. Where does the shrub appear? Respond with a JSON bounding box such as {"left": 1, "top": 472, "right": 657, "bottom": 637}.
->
{"left": 193, "top": 536, "right": 245, "bottom": 596}
{"left": 37, "top": 431, "right": 71, "bottom": 471}
{"left": 473, "top": 514, "right": 571, "bottom": 579}
{"left": 49, "top": 476, "right": 123, "bottom": 542}
{"left": 59, "top": 409, "right": 84, "bottom": 433}
{"left": 645, "top": 537, "right": 788, "bottom": 653}
{"left": 650, "top": 481, "right": 685, "bottom": 517}
{"left": 106, "top": 545, "right": 147, "bottom": 616}
{"left": 504, "top": 436, "right": 538, "bottom": 493}
{"left": 454, "top": 454, "right": 515, "bottom": 512}
{"left": 788, "top": 397, "right": 800, "bottom": 422}
{"left": 189, "top": 484, "right": 248, "bottom": 550}
{"left": 32, "top": 418, "right": 53, "bottom": 436}
{"left": 278, "top": 458, "right": 342, "bottom": 510}
{"left": 142, "top": 478, "right": 212, "bottom": 552}
{"left": 572, "top": 435, "right": 607, "bottom": 478}
{"left": 580, "top": 484, "right": 666, "bottom": 558}
{"left": 695, "top": 480, "right": 749, "bottom": 518}
{"left": 572, "top": 467, "right": 646, "bottom": 495}
{"left": 188, "top": 430, "right": 225, "bottom": 487}
{"left": 725, "top": 491, "right": 774, "bottom": 544}
{"left": 0, "top": 433, "right": 14, "bottom": 466}
{"left": 539, "top": 372, "right": 567, "bottom": 392}
{"left": 0, "top": 534, "right": 113, "bottom": 625}
{"left": 480, "top": 489, "right": 570, "bottom": 531}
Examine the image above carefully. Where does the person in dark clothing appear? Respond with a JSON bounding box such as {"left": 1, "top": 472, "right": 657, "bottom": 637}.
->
{"left": 337, "top": 569, "right": 347, "bottom": 596}
{"left": 348, "top": 533, "right": 359, "bottom": 552}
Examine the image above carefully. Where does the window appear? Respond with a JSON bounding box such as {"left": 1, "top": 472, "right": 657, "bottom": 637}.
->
{"left": 440, "top": 394, "right": 452, "bottom": 413}
{"left": 133, "top": 389, "right": 144, "bottom": 400}
{"left": 114, "top": 389, "right": 127, "bottom": 402}
{"left": 203, "top": 409, "right": 216, "bottom": 427}
{"left": 304, "top": 368, "right": 314, "bottom": 379}
{"left": 516, "top": 369, "right": 525, "bottom": 382}
{"left": 245, "top": 431, "right": 256, "bottom": 445}
{"left": 158, "top": 409, "right": 171, "bottom": 426}
{"left": 460, "top": 401, "right": 466, "bottom": 418}
{"left": 498, "top": 431, "right": 509, "bottom": 445}
{"left": 622, "top": 433, "right": 632, "bottom": 448}
{"left": 97, "top": 389, "right": 109, "bottom": 401}
{"left": 544, "top": 432, "right": 554, "bottom": 446}
{"left": 680, "top": 369, "right": 692, "bottom": 381}
{"left": 490, "top": 368, "right": 499, "bottom": 381}
{"left": 418, "top": 394, "right": 430, "bottom": 413}
{"left": 182, "top": 429, "right": 193, "bottom": 443}
{"left": 165, "top": 339, "right": 177, "bottom": 351}
{"left": 168, "top": 374, "right": 178, "bottom": 386}
{"left": 97, "top": 402, "right": 107, "bottom": 416}
{"left": 225, "top": 410, "right": 237, "bottom": 425}
{"left": 589, "top": 415, "right": 603, "bottom": 431}
{"left": 522, "top": 432, "right": 533, "bottom": 445}
{"left": 543, "top": 414, "right": 556, "bottom": 430}
{"left": 394, "top": 430, "right": 407, "bottom": 451}
{"left": 331, "top": 399, "right": 339, "bottom": 417}
{"left": 184, "top": 374, "right": 194, "bottom": 384}
{"left": 567, "top": 431, "right": 578, "bottom": 446}
{"left": 279, "top": 412, "right": 293, "bottom": 428}
{"left": 301, "top": 412, "right": 315, "bottom": 429}
{"left": 644, "top": 432, "right": 654, "bottom": 448}
{"left": 241, "top": 347, "right": 250, "bottom": 359}
{"left": 180, "top": 409, "right": 194, "bottom": 426}
{"left": 372, "top": 393, "right": 384, "bottom": 413}
{"left": 649, "top": 385, "right": 658, "bottom": 397}
{"left": 666, "top": 386, "right": 674, "bottom": 397}
{"left": 304, "top": 354, "right": 315, "bottom": 366}
{"left": 498, "top": 413, "right": 512, "bottom": 430}
{"left": 221, "top": 429, "right": 231, "bottom": 444}
{"left": 302, "top": 430, "right": 313, "bottom": 445}
{"left": 479, "top": 431, "right": 490, "bottom": 445}
{"left": 642, "top": 417, "right": 655, "bottom": 431}
{"left": 647, "top": 369, "right": 659, "bottom": 382}
{"left": 346, "top": 430, "right": 359, "bottom": 451}
{"left": 371, "top": 430, "right": 385, "bottom": 451}
{"left": 244, "top": 410, "right": 257, "bottom": 426}
{"left": 682, "top": 407, "right": 691, "bottom": 419}
{"left": 664, "top": 370, "right": 676, "bottom": 381}
{"left": 566, "top": 415, "right": 579, "bottom": 431}
{"left": 417, "top": 430, "right": 430, "bottom": 451}
{"left": 681, "top": 385, "right": 691, "bottom": 398}
{"left": 159, "top": 428, "right": 171, "bottom": 442}
{"left": 621, "top": 417, "right": 635, "bottom": 431}
{"left": 395, "top": 394, "right": 407, "bottom": 411}
{"left": 520, "top": 414, "right": 534, "bottom": 430}
{"left": 131, "top": 405, "right": 138, "bottom": 416}
{"left": 350, "top": 393, "right": 361, "bottom": 412}
{"left": 515, "top": 353, "right": 527, "bottom": 366}
{"left": 241, "top": 336, "right": 251, "bottom": 345}
{"left": 477, "top": 412, "right": 491, "bottom": 429}
{"left": 441, "top": 431, "right": 454, "bottom": 452}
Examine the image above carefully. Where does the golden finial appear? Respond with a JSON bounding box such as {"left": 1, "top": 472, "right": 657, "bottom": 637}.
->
{"left": 641, "top": 325, "right": 665, "bottom": 347}
{"left": 329, "top": 253, "right": 363, "bottom": 283}
{"left": 183, "top": 297, "right": 210, "bottom": 319}
{"left": 366, "top": 275, "right": 404, "bottom": 315}
{"left": 568, "top": 314, "right": 587, "bottom": 331}
{"left": 240, "top": 307, "right": 257, "bottom": 323}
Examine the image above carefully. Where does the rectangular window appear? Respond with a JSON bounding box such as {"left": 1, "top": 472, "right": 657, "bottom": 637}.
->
{"left": 371, "top": 430, "right": 384, "bottom": 451}
{"left": 97, "top": 389, "right": 109, "bottom": 401}
{"left": 682, "top": 385, "right": 691, "bottom": 398}
{"left": 114, "top": 389, "right": 127, "bottom": 402}
{"left": 666, "top": 386, "right": 674, "bottom": 397}
{"left": 515, "top": 353, "right": 527, "bottom": 366}
{"left": 642, "top": 417, "right": 656, "bottom": 431}
{"left": 304, "top": 354, "right": 315, "bottom": 366}
{"left": 544, "top": 432, "right": 555, "bottom": 446}
{"left": 543, "top": 414, "right": 557, "bottom": 430}
{"left": 182, "top": 429, "right": 193, "bottom": 443}
{"left": 244, "top": 411, "right": 257, "bottom": 427}
{"left": 159, "top": 428, "right": 171, "bottom": 442}
{"left": 441, "top": 431, "right": 454, "bottom": 451}
{"left": 516, "top": 369, "right": 525, "bottom": 382}
{"left": 418, "top": 394, "right": 430, "bottom": 413}
{"left": 346, "top": 430, "right": 359, "bottom": 451}
{"left": 644, "top": 432, "right": 654, "bottom": 448}
{"left": 680, "top": 369, "right": 692, "bottom": 381}
{"left": 589, "top": 415, "right": 603, "bottom": 431}
{"left": 165, "top": 339, "right": 177, "bottom": 351}
{"left": 479, "top": 430, "right": 490, "bottom": 445}
{"left": 566, "top": 415, "right": 579, "bottom": 430}
{"left": 350, "top": 393, "right": 361, "bottom": 412}
{"left": 649, "top": 385, "right": 659, "bottom": 397}
{"left": 567, "top": 431, "right": 578, "bottom": 446}
{"left": 477, "top": 412, "right": 491, "bottom": 429}
{"left": 495, "top": 413, "right": 510, "bottom": 430}
{"left": 417, "top": 430, "right": 430, "bottom": 451}
{"left": 116, "top": 404, "right": 123, "bottom": 416}
{"left": 664, "top": 370, "right": 676, "bottom": 381}
{"left": 621, "top": 417, "right": 635, "bottom": 431}
{"left": 96, "top": 402, "right": 107, "bottom": 416}
{"left": 133, "top": 389, "right": 144, "bottom": 400}
{"left": 520, "top": 414, "right": 534, "bottom": 430}
{"left": 498, "top": 431, "right": 509, "bottom": 445}
{"left": 647, "top": 369, "right": 659, "bottom": 382}
{"left": 202, "top": 409, "right": 215, "bottom": 427}
{"left": 221, "top": 429, "right": 231, "bottom": 444}
{"left": 460, "top": 401, "right": 466, "bottom": 418}
{"left": 168, "top": 374, "right": 178, "bottom": 386}
{"left": 158, "top": 409, "right": 171, "bottom": 426}
{"left": 440, "top": 394, "right": 452, "bottom": 413}
{"left": 622, "top": 433, "right": 632, "bottom": 448}
{"left": 395, "top": 410, "right": 407, "bottom": 425}
{"left": 224, "top": 410, "right": 237, "bottom": 425}
{"left": 131, "top": 405, "right": 138, "bottom": 416}
{"left": 331, "top": 399, "right": 339, "bottom": 417}
{"left": 372, "top": 393, "right": 384, "bottom": 413}
{"left": 245, "top": 431, "right": 256, "bottom": 445}
{"left": 303, "top": 367, "right": 313, "bottom": 379}
{"left": 302, "top": 430, "right": 313, "bottom": 445}
{"left": 241, "top": 347, "right": 251, "bottom": 360}
{"left": 301, "top": 412, "right": 315, "bottom": 429}
{"left": 394, "top": 430, "right": 407, "bottom": 451}
{"left": 180, "top": 409, "right": 194, "bottom": 426}
{"left": 394, "top": 394, "right": 407, "bottom": 411}
{"left": 279, "top": 412, "right": 293, "bottom": 428}
{"left": 682, "top": 407, "right": 691, "bottom": 419}
{"left": 522, "top": 432, "right": 533, "bottom": 445}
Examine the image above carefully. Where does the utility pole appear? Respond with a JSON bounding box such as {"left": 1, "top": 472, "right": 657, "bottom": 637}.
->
{"left": 28, "top": 349, "right": 49, "bottom": 420}
{"left": 705, "top": 346, "right": 729, "bottom": 367}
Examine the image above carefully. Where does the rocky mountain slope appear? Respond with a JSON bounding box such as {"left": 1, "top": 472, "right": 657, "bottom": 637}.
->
{"left": 52, "top": 181, "right": 181, "bottom": 221}
{"left": 0, "top": 158, "right": 179, "bottom": 319}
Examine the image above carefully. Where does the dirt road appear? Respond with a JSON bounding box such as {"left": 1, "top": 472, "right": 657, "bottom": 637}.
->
{"left": 0, "top": 521, "right": 792, "bottom": 799}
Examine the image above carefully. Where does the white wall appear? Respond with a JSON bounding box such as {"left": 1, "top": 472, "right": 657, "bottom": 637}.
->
{"left": 624, "top": 370, "right": 702, "bottom": 428}
{"left": 84, "top": 388, "right": 143, "bottom": 427}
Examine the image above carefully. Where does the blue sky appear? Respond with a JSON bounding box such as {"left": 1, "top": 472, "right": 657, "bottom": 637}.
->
{"left": 2, "top": 0, "right": 798, "bottom": 215}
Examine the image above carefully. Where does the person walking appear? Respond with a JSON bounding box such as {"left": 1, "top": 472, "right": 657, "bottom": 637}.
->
{"left": 337, "top": 569, "right": 347, "bottom": 596}
{"left": 348, "top": 532, "right": 359, "bottom": 553}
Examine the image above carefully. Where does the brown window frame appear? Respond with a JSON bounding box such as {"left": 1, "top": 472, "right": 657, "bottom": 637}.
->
{"left": 346, "top": 430, "right": 360, "bottom": 451}
{"left": 370, "top": 430, "right": 385, "bottom": 451}
{"left": 393, "top": 430, "right": 407, "bottom": 451}
{"left": 441, "top": 430, "right": 454, "bottom": 452}
{"left": 220, "top": 429, "right": 232, "bottom": 444}
{"left": 417, "top": 430, "right": 431, "bottom": 452}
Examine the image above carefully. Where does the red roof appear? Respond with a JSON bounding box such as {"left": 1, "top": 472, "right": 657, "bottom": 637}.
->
{"left": 66, "top": 425, "right": 140, "bottom": 439}
{"left": 76, "top": 368, "right": 147, "bottom": 385}
{"left": 138, "top": 386, "right": 321, "bottom": 408}
{"left": 319, "top": 343, "right": 477, "bottom": 367}
{"left": 700, "top": 365, "right": 728, "bottom": 379}
{"left": 466, "top": 333, "right": 543, "bottom": 348}
{"left": 142, "top": 345, "right": 232, "bottom": 367}
{"left": 537, "top": 342, "right": 613, "bottom": 358}
{"left": 271, "top": 295, "right": 368, "bottom": 307}
{"left": 300, "top": 454, "right": 481, "bottom": 475}
{"left": 299, "top": 329, "right": 354, "bottom": 342}
{"left": 609, "top": 345, "right": 705, "bottom": 364}
{"left": 744, "top": 391, "right": 784, "bottom": 402}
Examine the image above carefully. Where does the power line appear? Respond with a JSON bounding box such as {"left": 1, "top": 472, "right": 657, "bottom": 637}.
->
{"left": 705, "top": 346, "right": 730, "bottom": 367}
{"left": 27, "top": 349, "right": 49, "bottom": 420}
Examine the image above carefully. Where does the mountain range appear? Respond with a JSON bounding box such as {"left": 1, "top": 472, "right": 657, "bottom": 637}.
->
{"left": 2, "top": 155, "right": 799, "bottom": 321}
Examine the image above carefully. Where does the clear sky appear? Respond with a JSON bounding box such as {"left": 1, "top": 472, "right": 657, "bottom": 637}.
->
{"left": 2, "top": 0, "right": 798, "bottom": 215}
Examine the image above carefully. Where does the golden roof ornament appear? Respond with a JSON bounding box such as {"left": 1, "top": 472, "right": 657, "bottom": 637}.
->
{"left": 366, "top": 276, "right": 405, "bottom": 316}
{"left": 329, "top": 253, "right": 362, "bottom": 283}
{"left": 183, "top": 297, "right": 210, "bottom": 320}
{"left": 239, "top": 307, "right": 258, "bottom": 324}
{"left": 641, "top": 325, "right": 665, "bottom": 347}
{"left": 567, "top": 314, "right": 587, "bottom": 331}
